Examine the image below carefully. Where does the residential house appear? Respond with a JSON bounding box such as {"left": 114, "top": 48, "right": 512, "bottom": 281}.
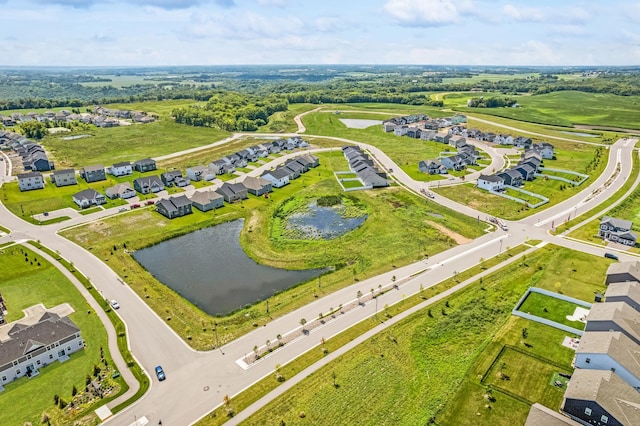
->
{"left": 26, "top": 152, "right": 54, "bottom": 172}
{"left": 156, "top": 195, "right": 192, "bottom": 219}
{"left": 515, "top": 163, "right": 536, "bottom": 181}
{"left": 50, "top": 169, "right": 77, "bottom": 187}
{"left": 497, "top": 169, "right": 524, "bottom": 187}
{"left": 216, "top": 182, "right": 248, "bottom": 203}
{"left": 418, "top": 159, "right": 447, "bottom": 175}
{"left": 0, "top": 312, "right": 83, "bottom": 388}
{"left": 420, "top": 130, "right": 437, "bottom": 141}
{"left": 434, "top": 132, "right": 451, "bottom": 144}
{"left": 394, "top": 125, "right": 409, "bottom": 136}
{"left": 242, "top": 176, "right": 272, "bottom": 196}
{"left": 406, "top": 127, "right": 421, "bottom": 138}
{"left": 605, "top": 261, "right": 640, "bottom": 286}
{"left": 358, "top": 167, "right": 389, "bottom": 188}
{"left": 482, "top": 133, "right": 497, "bottom": 143}
{"left": 575, "top": 331, "right": 640, "bottom": 391}
{"left": 294, "top": 154, "right": 320, "bottom": 169}
{"left": 161, "top": 170, "right": 183, "bottom": 187}
{"left": 534, "top": 142, "right": 555, "bottom": 159}
{"left": 252, "top": 145, "right": 269, "bottom": 158}
{"left": 525, "top": 403, "right": 580, "bottom": 426}
{"left": 514, "top": 136, "right": 533, "bottom": 149}
{"left": 423, "top": 119, "right": 440, "bottom": 130}
{"left": 495, "top": 134, "right": 514, "bottom": 145}
{"left": 17, "top": 172, "right": 44, "bottom": 192}
{"left": 521, "top": 158, "right": 542, "bottom": 173}
{"left": 458, "top": 152, "right": 477, "bottom": 166}
{"left": 208, "top": 159, "right": 231, "bottom": 175}
{"left": 440, "top": 155, "right": 466, "bottom": 171}
{"left": 133, "top": 158, "right": 157, "bottom": 173}
{"left": 477, "top": 174, "right": 505, "bottom": 191}
{"left": 449, "top": 135, "right": 466, "bottom": 148}
{"left": 189, "top": 190, "right": 224, "bottom": 212}
{"left": 228, "top": 154, "right": 247, "bottom": 168}
{"left": 269, "top": 141, "right": 282, "bottom": 154}
{"left": 186, "top": 165, "right": 215, "bottom": 182}
{"left": 599, "top": 217, "right": 637, "bottom": 247}
{"left": 585, "top": 302, "right": 640, "bottom": 346}
{"left": 72, "top": 189, "right": 106, "bottom": 208}
{"left": 605, "top": 281, "right": 640, "bottom": 313}
{"left": 283, "top": 163, "right": 304, "bottom": 179}
{"left": 133, "top": 175, "right": 164, "bottom": 194}
{"left": 105, "top": 182, "right": 136, "bottom": 199}
{"left": 80, "top": 165, "right": 106, "bottom": 183}
{"left": 562, "top": 369, "right": 640, "bottom": 426}
{"left": 108, "top": 162, "right": 132, "bottom": 177}
{"left": 261, "top": 168, "right": 290, "bottom": 188}
{"left": 382, "top": 122, "right": 396, "bottom": 132}
{"left": 522, "top": 150, "right": 543, "bottom": 163}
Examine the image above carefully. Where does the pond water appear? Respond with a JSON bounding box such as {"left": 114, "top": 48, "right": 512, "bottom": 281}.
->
{"left": 133, "top": 219, "right": 324, "bottom": 315}
{"left": 286, "top": 201, "right": 367, "bottom": 239}
{"left": 339, "top": 118, "right": 383, "bottom": 129}
{"left": 559, "top": 131, "right": 599, "bottom": 138}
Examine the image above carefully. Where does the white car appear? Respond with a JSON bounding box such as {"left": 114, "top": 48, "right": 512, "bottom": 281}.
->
{"left": 110, "top": 299, "right": 120, "bottom": 309}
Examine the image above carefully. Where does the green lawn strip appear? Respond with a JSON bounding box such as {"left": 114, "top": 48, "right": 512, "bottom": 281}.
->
{"left": 565, "top": 152, "right": 640, "bottom": 247}
{"left": 517, "top": 292, "right": 586, "bottom": 328}
{"left": 60, "top": 151, "right": 486, "bottom": 350}
{"left": 196, "top": 245, "right": 528, "bottom": 425}
{"left": 27, "top": 241, "right": 149, "bottom": 416}
{"left": 0, "top": 244, "right": 126, "bottom": 425}
{"left": 241, "top": 244, "right": 603, "bottom": 426}
{"left": 0, "top": 224, "right": 9, "bottom": 233}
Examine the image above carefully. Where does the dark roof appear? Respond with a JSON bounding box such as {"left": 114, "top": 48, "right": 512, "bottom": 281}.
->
{"left": 479, "top": 174, "right": 504, "bottom": 183}
{"left": 262, "top": 168, "right": 290, "bottom": 180}
{"left": 217, "top": 182, "right": 247, "bottom": 196}
{"left": 112, "top": 161, "right": 131, "bottom": 168}
{"left": 52, "top": 168, "right": 75, "bottom": 176}
{"left": 134, "top": 157, "right": 156, "bottom": 165}
{"left": 161, "top": 170, "right": 182, "bottom": 179}
{"left": 82, "top": 164, "right": 104, "bottom": 173}
{"left": 171, "top": 195, "right": 192, "bottom": 208}
{"left": 73, "top": 189, "right": 102, "bottom": 200}
{"left": 134, "top": 175, "right": 163, "bottom": 186}
{"left": 17, "top": 172, "right": 43, "bottom": 179}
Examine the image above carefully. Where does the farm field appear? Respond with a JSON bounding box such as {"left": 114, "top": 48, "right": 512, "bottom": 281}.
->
{"left": 60, "top": 150, "right": 486, "bottom": 349}
{"left": 450, "top": 91, "right": 640, "bottom": 131}
{"left": 0, "top": 245, "right": 124, "bottom": 426}
{"left": 242, "top": 245, "right": 606, "bottom": 426}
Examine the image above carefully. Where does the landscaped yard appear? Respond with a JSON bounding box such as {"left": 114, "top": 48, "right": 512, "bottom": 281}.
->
{"left": 0, "top": 245, "right": 124, "bottom": 426}
{"left": 241, "top": 244, "right": 599, "bottom": 425}
{"left": 517, "top": 291, "right": 587, "bottom": 329}
{"left": 60, "top": 150, "right": 486, "bottom": 350}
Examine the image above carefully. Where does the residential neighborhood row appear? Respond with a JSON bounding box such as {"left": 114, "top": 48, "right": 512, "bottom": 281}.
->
{"left": 0, "top": 105, "right": 156, "bottom": 128}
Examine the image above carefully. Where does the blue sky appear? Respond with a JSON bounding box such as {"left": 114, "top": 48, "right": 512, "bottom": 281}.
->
{"left": 2, "top": 0, "right": 640, "bottom": 66}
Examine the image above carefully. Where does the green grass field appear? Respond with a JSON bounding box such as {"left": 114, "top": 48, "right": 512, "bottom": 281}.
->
{"left": 60, "top": 150, "right": 485, "bottom": 350}
{"left": 517, "top": 292, "right": 587, "bottom": 329}
{"left": 0, "top": 245, "right": 124, "bottom": 426}
{"left": 242, "top": 244, "right": 601, "bottom": 425}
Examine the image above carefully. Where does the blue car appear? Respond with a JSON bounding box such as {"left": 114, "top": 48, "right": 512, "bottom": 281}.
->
{"left": 155, "top": 365, "right": 166, "bottom": 381}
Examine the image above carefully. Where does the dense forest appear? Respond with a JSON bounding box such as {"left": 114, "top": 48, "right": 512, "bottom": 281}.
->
{"left": 171, "top": 91, "right": 288, "bottom": 131}
{"left": 2, "top": 66, "right": 640, "bottom": 113}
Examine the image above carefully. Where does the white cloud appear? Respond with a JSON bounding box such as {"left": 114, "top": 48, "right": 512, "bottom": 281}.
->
{"left": 187, "top": 11, "right": 305, "bottom": 40}
{"left": 383, "top": 0, "right": 475, "bottom": 26}
{"left": 502, "top": 4, "right": 545, "bottom": 22}
{"left": 550, "top": 25, "right": 587, "bottom": 36}
{"left": 256, "top": 0, "right": 286, "bottom": 6}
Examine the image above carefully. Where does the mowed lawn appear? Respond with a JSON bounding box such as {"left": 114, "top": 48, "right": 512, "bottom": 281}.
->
{"left": 0, "top": 245, "right": 123, "bottom": 425}
{"left": 242, "top": 245, "right": 605, "bottom": 426}
{"left": 517, "top": 291, "right": 587, "bottom": 329}
{"left": 61, "top": 150, "right": 486, "bottom": 350}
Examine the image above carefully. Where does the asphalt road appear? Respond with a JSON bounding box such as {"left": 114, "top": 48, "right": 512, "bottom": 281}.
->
{"left": 0, "top": 122, "right": 637, "bottom": 425}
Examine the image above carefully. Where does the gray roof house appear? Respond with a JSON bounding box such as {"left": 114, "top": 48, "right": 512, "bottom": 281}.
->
{"left": 50, "top": 169, "right": 77, "bottom": 187}
{"left": 525, "top": 403, "right": 580, "bottom": 426}
{"left": 562, "top": 369, "right": 640, "bottom": 426}
{"left": 17, "top": 172, "right": 44, "bottom": 192}
{"left": 606, "top": 261, "right": 640, "bottom": 286}
{"left": 358, "top": 167, "right": 389, "bottom": 188}
{"left": 284, "top": 161, "right": 305, "bottom": 178}
{"left": 418, "top": 159, "right": 447, "bottom": 175}
{"left": 209, "top": 159, "right": 231, "bottom": 175}
{"left": 477, "top": 174, "right": 505, "bottom": 192}
{"left": 186, "top": 165, "right": 216, "bottom": 182}
{"left": 261, "top": 168, "right": 290, "bottom": 188}
{"left": 189, "top": 190, "right": 224, "bottom": 212}
{"left": 161, "top": 170, "right": 183, "bottom": 187}
{"left": 585, "top": 302, "right": 640, "bottom": 346}
{"left": 575, "top": 331, "right": 640, "bottom": 390}
{"left": 80, "top": 165, "right": 106, "bottom": 183}
{"left": 156, "top": 195, "right": 192, "bottom": 219}
{"left": 515, "top": 163, "right": 536, "bottom": 181}
{"left": 599, "top": 217, "right": 637, "bottom": 247}
{"left": 133, "top": 158, "right": 157, "bottom": 173}
{"left": 605, "top": 281, "right": 640, "bottom": 313}
{"left": 440, "top": 155, "right": 466, "bottom": 171}
{"left": 72, "top": 189, "right": 106, "bottom": 208}
{"left": 108, "top": 162, "right": 132, "bottom": 177}
{"left": 105, "top": 182, "right": 136, "bottom": 199}
{"left": 0, "top": 312, "right": 83, "bottom": 387}
{"left": 133, "top": 175, "right": 165, "bottom": 194}
{"left": 497, "top": 169, "right": 524, "bottom": 187}
{"left": 216, "top": 182, "right": 248, "bottom": 203}
{"left": 242, "top": 176, "right": 272, "bottom": 196}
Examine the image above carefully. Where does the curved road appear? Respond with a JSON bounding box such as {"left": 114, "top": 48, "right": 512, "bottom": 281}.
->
{"left": 0, "top": 112, "right": 637, "bottom": 425}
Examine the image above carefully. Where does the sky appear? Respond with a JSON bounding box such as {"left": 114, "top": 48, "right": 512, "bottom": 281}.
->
{"left": 1, "top": 0, "right": 640, "bottom": 67}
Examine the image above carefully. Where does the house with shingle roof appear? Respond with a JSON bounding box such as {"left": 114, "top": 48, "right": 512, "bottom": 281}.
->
{"left": 261, "top": 168, "right": 290, "bottom": 188}
{"left": 242, "top": 176, "right": 272, "bottom": 196}
{"left": 133, "top": 158, "right": 157, "bottom": 173}
{"left": 72, "top": 189, "right": 106, "bottom": 208}
{"left": 50, "top": 169, "right": 77, "bottom": 187}
{"left": 418, "top": 160, "right": 447, "bottom": 175}
{"left": 605, "top": 261, "right": 640, "bottom": 286}
{"left": 189, "top": 190, "right": 224, "bottom": 212}
{"left": 477, "top": 174, "right": 505, "bottom": 191}
{"left": 599, "top": 217, "right": 637, "bottom": 247}
{"left": 0, "top": 312, "right": 83, "bottom": 388}
{"left": 80, "top": 165, "right": 106, "bottom": 182}
{"left": 216, "top": 182, "right": 248, "bottom": 203}
{"left": 585, "top": 302, "right": 640, "bottom": 346}
{"left": 108, "top": 162, "right": 132, "bottom": 177}
{"left": 17, "top": 172, "right": 44, "bottom": 192}
{"left": 105, "top": 182, "right": 136, "bottom": 199}
{"left": 605, "top": 281, "right": 640, "bottom": 313}
{"left": 133, "top": 175, "right": 164, "bottom": 194}
{"left": 156, "top": 195, "right": 192, "bottom": 219}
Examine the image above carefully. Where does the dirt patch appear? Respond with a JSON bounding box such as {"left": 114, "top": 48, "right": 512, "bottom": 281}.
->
{"left": 425, "top": 220, "right": 472, "bottom": 245}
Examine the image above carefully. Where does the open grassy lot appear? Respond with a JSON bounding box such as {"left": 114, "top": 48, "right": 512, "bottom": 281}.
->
{"left": 434, "top": 145, "right": 606, "bottom": 220}
{"left": 258, "top": 103, "right": 319, "bottom": 133}
{"left": 441, "top": 74, "right": 539, "bottom": 84}
{"left": 302, "top": 111, "right": 477, "bottom": 181}
{"left": 451, "top": 91, "right": 640, "bottom": 131}
{"left": 60, "top": 150, "right": 485, "bottom": 350}
{"left": 517, "top": 292, "right": 586, "bottom": 328}
{"left": 242, "top": 244, "right": 600, "bottom": 426}
{"left": 0, "top": 245, "right": 124, "bottom": 426}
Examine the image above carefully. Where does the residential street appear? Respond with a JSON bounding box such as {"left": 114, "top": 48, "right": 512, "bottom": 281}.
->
{"left": 0, "top": 118, "right": 637, "bottom": 425}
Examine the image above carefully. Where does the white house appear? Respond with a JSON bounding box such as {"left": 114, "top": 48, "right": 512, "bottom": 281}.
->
{"left": 186, "top": 165, "right": 216, "bottom": 182}
{"left": 108, "top": 162, "right": 132, "bottom": 177}
{"left": 0, "top": 312, "right": 83, "bottom": 389}
{"left": 534, "top": 142, "right": 555, "bottom": 159}
{"left": 17, "top": 172, "right": 44, "bottom": 192}
{"left": 574, "top": 331, "right": 640, "bottom": 391}
{"left": 477, "top": 174, "right": 505, "bottom": 191}
{"left": 260, "top": 168, "right": 290, "bottom": 188}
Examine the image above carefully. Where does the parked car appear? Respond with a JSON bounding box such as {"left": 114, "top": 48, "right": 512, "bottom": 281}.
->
{"left": 130, "top": 203, "right": 141, "bottom": 209}
{"left": 604, "top": 252, "right": 619, "bottom": 260}
{"left": 155, "top": 365, "right": 166, "bottom": 381}
{"left": 118, "top": 207, "right": 127, "bottom": 212}
{"left": 110, "top": 300, "right": 120, "bottom": 309}
{"left": 145, "top": 200, "right": 155, "bottom": 205}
